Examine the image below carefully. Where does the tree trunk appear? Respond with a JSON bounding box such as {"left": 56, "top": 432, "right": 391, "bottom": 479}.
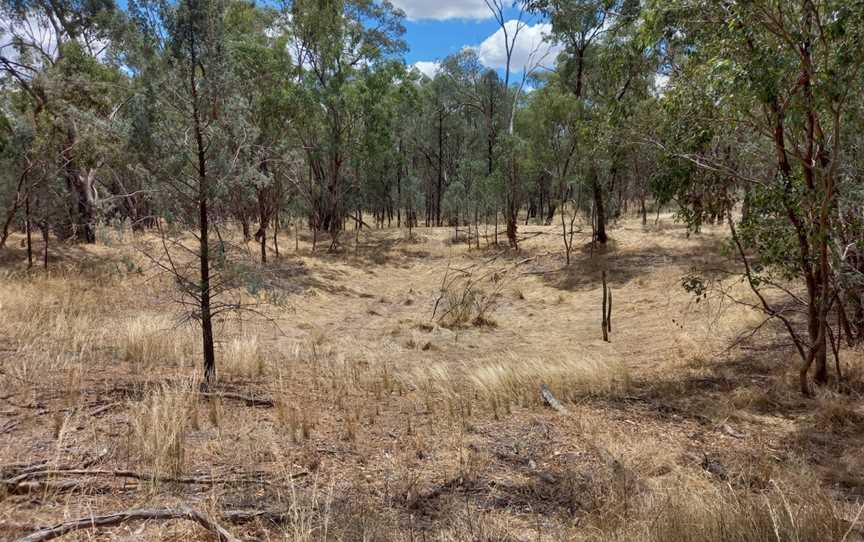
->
{"left": 25, "top": 195, "right": 32, "bottom": 269}
{"left": 640, "top": 194, "right": 647, "bottom": 226}
{"left": 273, "top": 214, "right": 279, "bottom": 260}
{"left": 189, "top": 32, "right": 216, "bottom": 385}
{"left": 41, "top": 222, "right": 48, "bottom": 270}
{"left": 592, "top": 177, "right": 607, "bottom": 244}
{"left": 436, "top": 109, "right": 444, "bottom": 227}
{"left": 70, "top": 169, "right": 98, "bottom": 244}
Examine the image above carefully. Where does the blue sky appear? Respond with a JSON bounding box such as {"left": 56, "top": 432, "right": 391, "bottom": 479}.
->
{"left": 389, "top": 1, "right": 559, "bottom": 78}
{"left": 403, "top": 18, "right": 505, "bottom": 65}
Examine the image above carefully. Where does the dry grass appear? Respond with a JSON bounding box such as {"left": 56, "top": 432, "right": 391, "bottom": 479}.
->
{"left": 119, "top": 315, "right": 196, "bottom": 370}
{"left": 470, "top": 353, "right": 629, "bottom": 401}
{"left": 220, "top": 333, "right": 266, "bottom": 379}
{"left": 127, "top": 379, "right": 197, "bottom": 480}
{"left": 609, "top": 482, "right": 852, "bottom": 542}
{"left": 2, "top": 220, "right": 863, "bottom": 542}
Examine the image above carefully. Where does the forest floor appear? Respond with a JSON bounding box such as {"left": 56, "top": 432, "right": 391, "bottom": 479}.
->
{"left": 1, "top": 215, "right": 864, "bottom": 541}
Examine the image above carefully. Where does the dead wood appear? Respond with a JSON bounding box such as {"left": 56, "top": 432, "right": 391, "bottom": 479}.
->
{"left": 13, "top": 506, "right": 242, "bottom": 542}
{"left": 200, "top": 391, "right": 275, "bottom": 408}
{"left": 0, "top": 420, "right": 19, "bottom": 434}
{"left": 2, "top": 468, "right": 308, "bottom": 492}
{"left": 540, "top": 384, "right": 569, "bottom": 414}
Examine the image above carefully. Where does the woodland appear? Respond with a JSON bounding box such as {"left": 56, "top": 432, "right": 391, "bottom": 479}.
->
{"left": 1, "top": 0, "right": 864, "bottom": 541}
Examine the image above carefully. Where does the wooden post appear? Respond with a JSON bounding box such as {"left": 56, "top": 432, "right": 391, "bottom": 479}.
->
{"left": 607, "top": 287, "right": 612, "bottom": 334}
{"left": 273, "top": 213, "right": 280, "bottom": 260}
{"left": 41, "top": 223, "right": 48, "bottom": 270}
{"left": 602, "top": 270, "right": 609, "bottom": 342}
{"left": 25, "top": 195, "right": 32, "bottom": 269}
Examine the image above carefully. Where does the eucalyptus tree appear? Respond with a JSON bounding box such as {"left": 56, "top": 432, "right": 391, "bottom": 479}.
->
{"left": 484, "top": 0, "right": 553, "bottom": 248}
{"left": 0, "top": 0, "right": 128, "bottom": 243}
{"left": 354, "top": 61, "right": 408, "bottom": 228}
{"left": 221, "top": 1, "right": 294, "bottom": 263}
{"left": 288, "top": 0, "right": 405, "bottom": 248}
{"left": 414, "top": 61, "right": 467, "bottom": 227}
{"left": 524, "top": 0, "right": 642, "bottom": 244}
{"left": 649, "top": 0, "right": 864, "bottom": 394}
{"left": 522, "top": 76, "right": 583, "bottom": 261}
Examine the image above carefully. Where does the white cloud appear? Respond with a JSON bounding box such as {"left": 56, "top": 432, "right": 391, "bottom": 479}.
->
{"left": 390, "top": 0, "right": 491, "bottom": 21}
{"left": 412, "top": 60, "right": 441, "bottom": 78}
{"left": 475, "top": 20, "right": 562, "bottom": 73}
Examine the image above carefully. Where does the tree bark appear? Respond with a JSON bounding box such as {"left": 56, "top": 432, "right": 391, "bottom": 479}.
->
{"left": 25, "top": 195, "right": 32, "bottom": 269}
{"left": 592, "top": 176, "right": 607, "bottom": 244}
{"left": 189, "top": 27, "right": 216, "bottom": 384}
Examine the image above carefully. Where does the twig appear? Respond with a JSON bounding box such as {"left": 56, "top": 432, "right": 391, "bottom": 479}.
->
{"left": 0, "top": 420, "right": 19, "bottom": 434}
{"left": 14, "top": 506, "right": 242, "bottom": 542}
{"left": 3, "top": 468, "right": 306, "bottom": 488}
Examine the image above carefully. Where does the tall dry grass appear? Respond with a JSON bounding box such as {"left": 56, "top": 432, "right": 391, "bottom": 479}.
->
{"left": 0, "top": 271, "right": 110, "bottom": 390}
{"left": 118, "top": 315, "right": 196, "bottom": 370}
{"left": 220, "top": 333, "right": 266, "bottom": 379}
{"left": 128, "top": 379, "right": 197, "bottom": 480}
{"left": 603, "top": 482, "right": 855, "bottom": 542}
{"left": 405, "top": 352, "right": 630, "bottom": 420}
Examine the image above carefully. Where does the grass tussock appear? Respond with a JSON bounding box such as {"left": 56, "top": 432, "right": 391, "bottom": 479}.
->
{"left": 469, "top": 354, "right": 630, "bottom": 408}
{"left": 434, "top": 265, "right": 506, "bottom": 328}
{"left": 128, "top": 380, "right": 197, "bottom": 479}
{"left": 408, "top": 353, "right": 630, "bottom": 420}
{"left": 220, "top": 333, "right": 266, "bottom": 379}
{"left": 609, "top": 482, "right": 853, "bottom": 542}
{"left": 119, "top": 315, "right": 195, "bottom": 369}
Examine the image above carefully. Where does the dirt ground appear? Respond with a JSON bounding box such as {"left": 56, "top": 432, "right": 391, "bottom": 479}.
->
{"left": 1, "top": 215, "right": 863, "bottom": 541}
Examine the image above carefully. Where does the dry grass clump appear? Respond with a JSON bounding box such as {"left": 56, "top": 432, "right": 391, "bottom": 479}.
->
{"left": 118, "top": 315, "right": 195, "bottom": 369}
{"left": 608, "top": 482, "right": 853, "bottom": 542}
{"left": 220, "top": 333, "right": 266, "bottom": 379}
{"left": 469, "top": 354, "right": 630, "bottom": 416}
{"left": 812, "top": 396, "right": 864, "bottom": 434}
{"left": 273, "top": 370, "right": 316, "bottom": 443}
{"left": 128, "top": 380, "right": 197, "bottom": 479}
{"left": 433, "top": 265, "right": 506, "bottom": 328}
{"left": 406, "top": 353, "right": 630, "bottom": 421}
{"left": 0, "top": 272, "right": 109, "bottom": 387}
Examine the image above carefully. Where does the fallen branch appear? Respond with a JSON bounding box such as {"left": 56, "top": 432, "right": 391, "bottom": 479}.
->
{"left": 221, "top": 509, "right": 291, "bottom": 525}
{"left": 200, "top": 391, "right": 275, "bottom": 408}
{"left": 14, "top": 506, "right": 242, "bottom": 542}
{"left": 540, "top": 384, "right": 568, "bottom": 415}
{"left": 3, "top": 468, "right": 306, "bottom": 489}
{"left": 0, "top": 420, "right": 19, "bottom": 434}
{"left": 88, "top": 403, "right": 117, "bottom": 417}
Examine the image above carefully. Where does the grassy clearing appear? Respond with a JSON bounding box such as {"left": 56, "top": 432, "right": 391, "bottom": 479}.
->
{"left": 2, "top": 222, "right": 863, "bottom": 541}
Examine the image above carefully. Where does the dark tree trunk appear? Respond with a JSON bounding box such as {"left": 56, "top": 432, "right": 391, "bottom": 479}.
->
{"left": 592, "top": 177, "right": 607, "bottom": 244}
{"left": 189, "top": 32, "right": 216, "bottom": 384}
{"left": 273, "top": 213, "right": 279, "bottom": 260}
{"left": 640, "top": 194, "right": 647, "bottom": 226}
{"left": 25, "top": 195, "right": 32, "bottom": 269}
{"left": 41, "top": 222, "right": 48, "bottom": 270}
{"left": 437, "top": 108, "right": 444, "bottom": 227}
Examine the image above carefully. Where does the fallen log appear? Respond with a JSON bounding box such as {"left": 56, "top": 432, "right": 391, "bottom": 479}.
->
{"left": 14, "top": 506, "right": 242, "bottom": 542}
